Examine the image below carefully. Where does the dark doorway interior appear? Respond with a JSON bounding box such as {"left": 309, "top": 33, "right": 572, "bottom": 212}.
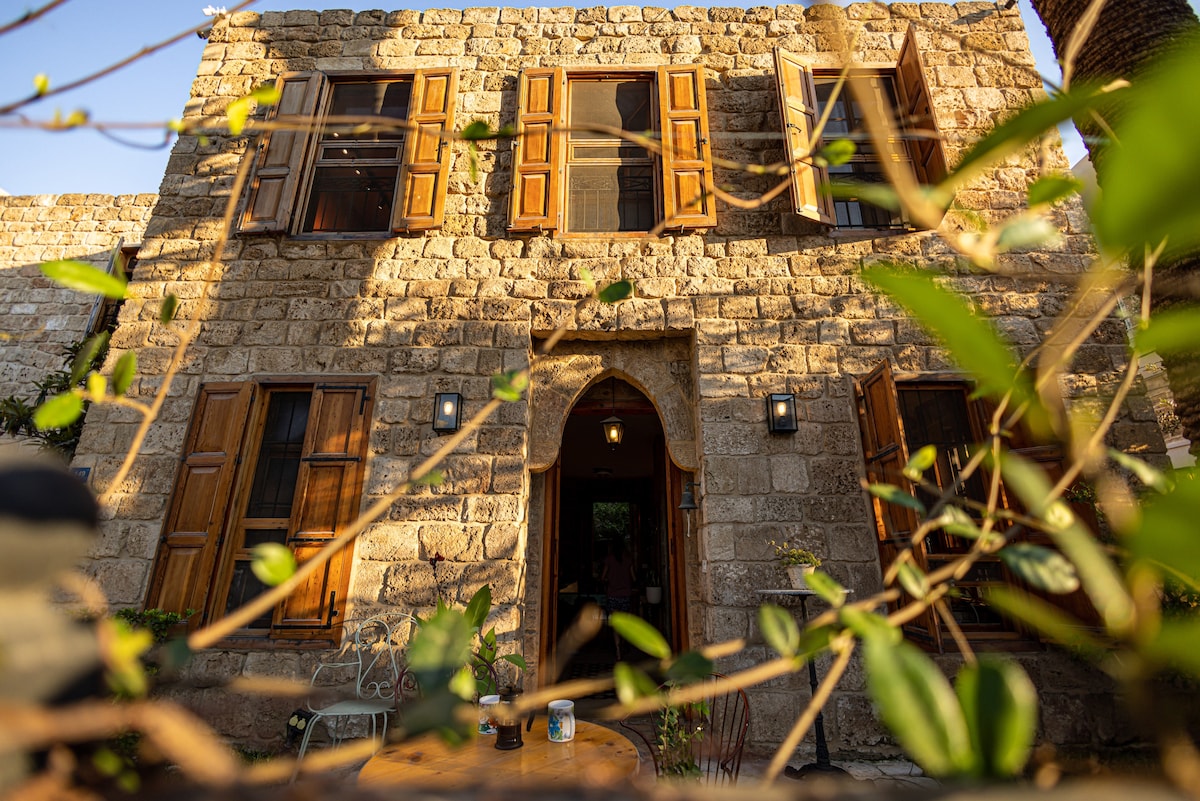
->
{"left": 554, "top": 378, "right": 673, "bottom": 690}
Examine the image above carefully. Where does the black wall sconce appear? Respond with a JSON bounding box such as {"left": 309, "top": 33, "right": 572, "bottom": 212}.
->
{"left": 432, "top": 392, "right": 462, "bottom": 433}
{"left": 766, "top": 393, "right": 798, "bottom": 434}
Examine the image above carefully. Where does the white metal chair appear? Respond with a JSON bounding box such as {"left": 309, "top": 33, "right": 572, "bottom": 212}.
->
{"left": 292, "top": 612, "right": 418, "bottom": 780}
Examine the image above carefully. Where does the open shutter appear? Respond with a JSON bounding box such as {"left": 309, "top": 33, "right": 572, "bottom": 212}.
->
{"left": 238, "top": 72, "right": 326, "bottom": 233}
{"left": 657, "top": 64, "right": 717, "bottom": 230}
{"left": 896, "top": 24, "right": 948, "bottom": 185}
{"left": 855, "top": 361, "right": 941, "bottom": 650}
{"left": 508, "top": 67, "right": 564, "bottom": 232}
{"left": 773, "top": 48, "right": 836, "bottom": 225}
{"left": 145, "top": 383, "right": 251, "bottom": 628}
{"left": 393, "top": 68, "right": 458, "bottom": 232}
{"left": 276, "top": 382, "right": 371, "bottom": 637}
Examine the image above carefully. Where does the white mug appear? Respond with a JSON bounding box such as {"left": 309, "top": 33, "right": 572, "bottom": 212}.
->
{"left": 478, "top": 694, "right": 500, "bottom": 734}
{"left": 547, "top": 699, "right": 575, "bottom": 743}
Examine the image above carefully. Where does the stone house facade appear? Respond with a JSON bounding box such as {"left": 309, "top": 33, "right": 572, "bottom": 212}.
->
{"left": 31, "top": 2, "right": 1167, "bottom": 756}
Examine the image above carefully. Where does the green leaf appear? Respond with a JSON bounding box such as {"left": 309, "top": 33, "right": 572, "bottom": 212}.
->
{"left": 464, "top": 584, "right": 492, "bottom": 631}
{"left": 1092, "top": 32, "right": 1200, "bottom": 259}
{"left": 34, "top": 73, "right": 50, "bottom": 95}
{"left": 41, "top": 259, "right": 127, "bottom": 299}
{"left": 614, "top": 662, "right": 659, "bottom": 705}
{"left": 816, "top": 138, "right": 856, "bottom": 167}
{"left": 70, "top": 332, "right": 109, "bottom": 385}
{"left": 413, "top": 469, "right": 445, "bottom": 487}
{"left": 499, "top": 653, "right": 527, "bottom": 671}
{"left": 864, "top": 637, "right": 974, "bottom": 777}
{"left": 460, "top": 119, "right": 493, "bottom": 140}
{"left": 491, "top": 369, "right": 529, "bottom": 402}
{"left": 160, "top": 293, "right": 180, "bottom": 325}
{"left": 225, "top": 83, "right": 282, "bottom": 136}
{"left": 985, "top": 587, "right": 1107, "bottom": 660}
{"left": 33, "top": 392, "right": 84, "bottom": 430}
{"left": 951, "top": 83, "right": 1113, "bottom": 183}
{"left": 999, "top": 543, "right": 1079, "bottom": 594}
{"left": 995, "top": 216, "right": 1061, "bottom": 251}
{"left": 956, "top": 659, "right": 1038, "bottom": 778}
{"left": 597, "top": 280, "right": 633, "bottom": 304}
{"left": 610, "top": 611, "right": 671, "bottom": 660}
{"left": 111, "top": 352, "right": 137, "bottom": 396}
{"left": 1132, "top": 470, "right": 1200, "bottom": 588}
{"left": 467, "top": 143, "right": 480, "bottom": 183}
{"left": 831, "top": 180, "right": 899, "bottom": 211}
{"left": 408, "top": 607, "right": 473, "bottom": 693}
{"left": 896, "top": 561, "right": 930, "bottom": 599}
{"left": 804, "top": 570, "right": 845, "bottom": 607}
{"left": 1144, "top": 617, "right": 1200, "bottom": 675}
{"left": 839, "top": 607, "right": 900, "bottom": 644}
{"left": 759, "top": 604, "right": 800, "bottom": 657}
{"left": 1135, "top": 309, "right": 1200, "bottom": 359}
{"left": 997, "top": 451, "right": 1134, "bottom": 635}
{"left": 862, "top": 264, "right": 1033, "bottom": 416}
{"left": 903, "top": 444, "right": 937, "bottom": 481}
{"left": 250, "top": 542, "right": 296, "bottom": 586}
{"left": 64, "top": 109, "right": 89, "bottom": 128}
{"left": 866, "top": 482, "right": 926, "bottom": 515}
{"left": 86, "top": 372, "right": 107, "bottom": 399}
{"left": 1027, "top": 174, "right": 1082, "bottom": 207}
{"left": 665, "top": 650, "right": 714, "bottom": 684}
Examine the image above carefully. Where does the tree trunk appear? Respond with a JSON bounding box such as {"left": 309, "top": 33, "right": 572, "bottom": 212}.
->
{"left": 1029, "top": 0, "right": 1200, "bottom": 456}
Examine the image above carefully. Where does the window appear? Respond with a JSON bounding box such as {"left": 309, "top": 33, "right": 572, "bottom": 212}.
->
{"left": 239, "top": 70, "right": 457, "bottom": 235}
{"left": 773, "top": 23, "right": 948, "bottom": 229}
{"left": 856, "top": 362, "right": 1098, "bottom": 651}
{"left": 145, "top": 379, "right": 373, "bottom": 642}
{"left": 509, "top": 66, "right": 716, "bottom": 234}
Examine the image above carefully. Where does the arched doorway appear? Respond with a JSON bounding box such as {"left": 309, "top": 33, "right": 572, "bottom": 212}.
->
{"left": 539, "top": 375, "right": 692, "bottom": 685}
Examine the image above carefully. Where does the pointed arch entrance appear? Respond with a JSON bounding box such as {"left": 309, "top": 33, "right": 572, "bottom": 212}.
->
{"left": 537, "top": 375, "right": 693, "bottom": 684}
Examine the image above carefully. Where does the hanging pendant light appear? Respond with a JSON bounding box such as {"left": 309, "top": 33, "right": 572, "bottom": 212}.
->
{"left": 601, "top": 376, "right": 624, "bottom": 448}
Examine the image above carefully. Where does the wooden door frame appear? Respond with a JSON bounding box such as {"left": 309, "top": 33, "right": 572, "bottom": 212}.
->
{"left": 536, "top": 458, "right": 562, "bottom": 686}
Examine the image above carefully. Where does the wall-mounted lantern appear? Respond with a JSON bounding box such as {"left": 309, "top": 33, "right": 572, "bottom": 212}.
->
{"left": 766, "top": 393, "right": 798, "bottom": 434}
{"left": 432, "top": 392, "right": 462, "bottom": 433}
{"left": 601, "top": 376, "right": 624, "bottom": 448}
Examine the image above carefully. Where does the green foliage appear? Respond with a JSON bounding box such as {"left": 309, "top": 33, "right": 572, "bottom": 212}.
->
{"left": 998, "top": 543, "right": 1080, "bottom": 594}
{"left": 112, "top": 608, "right": 194, "bottom": 646}
{"left": 250, "top": 542, "right": 296, "bottom": 586}
{"left": 656, "top": 699, "right": 707, "bottom": 779}
{"left": 610, "top": 611, "right": 671, "bottom": 659}
{"left": 759, "top": 604, "right": 800, "bottom": 658}
{"left": 225, "top": 83, "right": 282, "bottom": 135}
{"left": 0, "top": 338, "right": 108, "bottom": 457}
{"left": 816, "top": 138, "right": 855, "bottom": 167}
{"left": 597, "top": 280, "right": 633, "bottom": 304}
{"left": 491, "top": 369, "right": 528, "bottom": 402}
{"left": 40, "top": 259, "right": 127, "bottom": 299}
{"left": 769, "top": 539, "right": 821, "bottom": 567}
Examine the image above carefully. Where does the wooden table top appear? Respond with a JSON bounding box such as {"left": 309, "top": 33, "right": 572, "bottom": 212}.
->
{"left": 358, "top": 718, "right": 641, "bottom": 788}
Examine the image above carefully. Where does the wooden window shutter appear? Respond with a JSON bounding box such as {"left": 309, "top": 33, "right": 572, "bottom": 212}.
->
{"left": 657, "top": 64, "right": 717, "bottom": 230}
{"left": 896, "top": 24, "right": 948, "bottom": 186}
{"left": 855, "top": 361, "right": 941, "bottom": 650}
{"left": 275, "top": 382, "right": 372, "bottom": 637}
{"left": 394, "top": 68, "right": 458, "bottom": 232}
{"left": 508, "top": 67, "right": 564, "bottom": 232}
{"left": 145, "top": 383, "right": 252, "bottom": 628}
{"left": 238, "top": 72, "right": 327, "bottom": 233}
{"left": 773, "top": 48, "right": 836, "bottom": 225}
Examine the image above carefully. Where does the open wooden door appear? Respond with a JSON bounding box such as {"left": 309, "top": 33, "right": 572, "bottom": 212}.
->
{"left": 666, "top": 459, "right": 692, "bottom": 653}
{"left": 537, "top": 458, "right": 562, "bottom": 685}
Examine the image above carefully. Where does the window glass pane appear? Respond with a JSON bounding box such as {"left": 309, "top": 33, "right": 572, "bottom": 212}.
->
{"left": 570, "top": 144, "right": 650, "bottom": 161}
{"left": 224, "top": 560, "right": 274, "bottom": 627}
{"left": 323, "top": 81, "right": 411, "bottom": 141}
{"left": 828, "top": 163, "right": 904, "bottom": 229}
{"left": 246, "top": 391, "right": 310, "bottom": 518}
{"left": 897, "top": 386, "right": 988, "bottom": 514}
{"left": 568, "top": 79, "right": 652, "bottom": 138}
{"left": 302, "top": 165, "right": 399, "bottom": 233}
{"left": 317, "top": 145, "right": 401, "bottom": 161}
{"left": 244, "top": 528, "right": 288, "bottom": 547}
{"left": 567, "top": 164, "right": 655, "bottom": 232}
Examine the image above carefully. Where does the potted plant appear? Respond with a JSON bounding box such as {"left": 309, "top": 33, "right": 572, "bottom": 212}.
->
{"left": 770, "top": 540, "right": 821, "bottom": 589}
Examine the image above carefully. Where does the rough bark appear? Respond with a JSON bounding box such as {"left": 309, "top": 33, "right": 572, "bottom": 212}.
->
{"left": 1028, "top": 0, "right": 1200, "bottom": 455}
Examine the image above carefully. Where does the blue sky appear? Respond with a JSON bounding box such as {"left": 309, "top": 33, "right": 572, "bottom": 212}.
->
{"left": 0, "top": 0, "right": 1194, "bottom": 196}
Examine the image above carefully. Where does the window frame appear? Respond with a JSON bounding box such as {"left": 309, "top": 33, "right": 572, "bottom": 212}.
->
{"left": 508, "top": 65, "right": 717, "bottom": 236}
{"left": 773, "top": 22, "right": 948, "bottom": 231}
{"left": 855, "top": 361, "right": 1098, "bottom": 652}
{"left": 144, "top": 377, "right": 374, "bottom": 645}
{"left": 238, "top": 69, "right": 457, "bottom": 238}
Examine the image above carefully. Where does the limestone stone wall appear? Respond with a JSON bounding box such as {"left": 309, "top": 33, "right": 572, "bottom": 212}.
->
{"left": 68, "top": 3, "right": 1167, "bottom": 756}
{"left": 0, "top": 194, "right": 155, "bottom": 402}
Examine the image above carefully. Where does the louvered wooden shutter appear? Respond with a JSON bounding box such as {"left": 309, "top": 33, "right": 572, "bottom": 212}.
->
{"left": 896, "top": 24, "right": 948, "bottom": 186}
{"left": 855, "top": 361, "right": 941, "bottom": 650}
{"left": 145, "top": 383, "right": 252, "bottom": 628}
{"left": 657, "top": 64, "right": 717, "bottom": 230}
{"left": 508, "top": 67, "right": 564, "bottom": 232}
{"left": 394, "top": 69, "right": 458, "bottom": 232}
{"left": 275, "top": 382, "right": 371, "bottom": 637}
{"left": 238, "top": 72, "right": 326, "bottom": 233}
{"left": 773, "top": 48, "right": 836, "bottom": 225}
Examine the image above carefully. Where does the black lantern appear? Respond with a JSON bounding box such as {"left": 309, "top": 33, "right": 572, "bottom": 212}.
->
{"left": 766, "top": 393, "right": 798, "bottom": 434}
{"left": 432, "top": 392, "right": 462, "bottom": 433}
{"left": 601, "top": 377, "right": 624, "bottom": 448}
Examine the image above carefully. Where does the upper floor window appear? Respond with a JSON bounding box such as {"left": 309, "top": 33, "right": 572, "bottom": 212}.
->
{"left": 774, "top": 23, "right": 948, "bottom": 230}
{"left": 509, "top": 66, "right": 716, "bottom": 235}
{"left": 238, "top": 70, "right": 457, "bottom": 236}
